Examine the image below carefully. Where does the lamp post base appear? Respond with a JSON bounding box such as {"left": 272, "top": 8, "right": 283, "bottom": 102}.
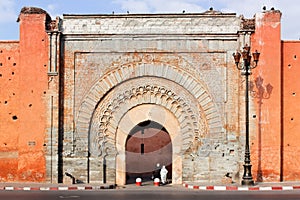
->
{"left": 241, "top": 163, "right": 254, "bottom": 186}
{"left": 241, "top": 179, "right": 254, "bottom": 186}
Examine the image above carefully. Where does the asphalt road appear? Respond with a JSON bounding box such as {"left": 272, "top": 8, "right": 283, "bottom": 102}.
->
{"left": 0, "top": 189, "right": 300, "bottom": 200}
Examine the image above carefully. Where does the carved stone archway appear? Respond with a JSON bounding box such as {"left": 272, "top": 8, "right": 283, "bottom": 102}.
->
{"left": 77, "top": 63, "right": 223, "bottom": 143}
{"left": 88, "top": 77, "right": 207, "bottom": 183}
{"left": 77, "top": 62, "right": 224, "bottom": 184}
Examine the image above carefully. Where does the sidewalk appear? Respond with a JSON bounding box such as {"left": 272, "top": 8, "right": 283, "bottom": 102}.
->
{"left": 183, "top": 181, "right": 300, "bottom": 191}
{"left": 0, "top": 181, "right": 183, "bottom": 191}
{"left": 0, "top": 181, "right": 300, "bottom": 191}
{"left": 0, "top": 182, "right": 115, "bottom": 191}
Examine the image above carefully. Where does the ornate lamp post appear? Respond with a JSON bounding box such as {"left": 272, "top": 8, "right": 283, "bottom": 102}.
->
{"left": 233, "top": 45, "right": 260, "bottom": 186}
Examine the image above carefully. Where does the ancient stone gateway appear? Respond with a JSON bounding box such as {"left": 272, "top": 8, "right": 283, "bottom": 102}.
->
{"left": 86, "top": 71, "right": 219, "bottom": 185}
{"left": 48, "top": 10, "right": 253, "bottom": 184}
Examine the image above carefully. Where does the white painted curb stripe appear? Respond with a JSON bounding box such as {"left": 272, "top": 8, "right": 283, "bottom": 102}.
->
{"left": 259, "top": 187, "right": 272, "bottom": 191}
{"left": 214, "top": 186, "right": 226, "bottom": 191}
{"left": 5, "top": 187, "right": 14, "bottom": 190}
{"left": 282, "top": 186, "right": 293, "bottom": 190}
{"left": 238, "top": 187, "right": 249, "bottom": 191}
{"left": 40, "top": 187, "right": 50, "bottom": 191}
{"left": 23, "top": 187, "right": 31, "bottom": 191}
{"left": 199, "top": 186, "right": 207, "bottom": 190}
{"left": 77, "top": 186, "right": 86, "bottom": 190}
{"left": 58, "top": 187, "right": 68, "bottom": 191}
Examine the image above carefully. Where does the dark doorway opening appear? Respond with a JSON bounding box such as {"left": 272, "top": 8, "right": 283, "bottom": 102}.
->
{"left": 125, "top": 120, "right": 172, "bottom": 184}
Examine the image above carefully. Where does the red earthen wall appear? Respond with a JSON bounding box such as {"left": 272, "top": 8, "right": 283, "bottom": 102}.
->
{"left": 282, "top": 41, "right": 300, "bottom": 181}
{"left": 0, "top": 12, "right": 49, "bottom": 182}
{"left": 251, "top": 10, "right": 282, "bottom": 182}
{"left": 0, "top": 41, "right": 20, "bottom": 181}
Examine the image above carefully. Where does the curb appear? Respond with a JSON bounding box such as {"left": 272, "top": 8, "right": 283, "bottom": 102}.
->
{"left": 183, "top": 183, "right": 300, "bottom": 191}
{"left": 0, "top": 185, "right": 115, "bottom": 191}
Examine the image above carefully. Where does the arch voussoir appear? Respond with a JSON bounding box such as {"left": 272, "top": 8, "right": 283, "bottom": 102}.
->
{"left": 88, "top": 77, "right": 206, "bottom": 157}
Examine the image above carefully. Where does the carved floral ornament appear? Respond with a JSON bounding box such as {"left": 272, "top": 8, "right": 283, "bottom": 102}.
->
{"left": 89, "top": 82, "right": 208, "bottom": 157}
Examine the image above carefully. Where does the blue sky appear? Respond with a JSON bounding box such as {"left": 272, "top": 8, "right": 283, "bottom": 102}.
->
{"left": 0, "top": 0, "right": 299, "bottom": 40}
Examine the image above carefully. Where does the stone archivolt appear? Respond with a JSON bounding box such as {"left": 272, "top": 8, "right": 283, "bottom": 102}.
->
{"left": 75, "top": 62, "right": 223, "bottom": 159}
{"left": 89, "top": 78, "right": 207, "bottom": 157}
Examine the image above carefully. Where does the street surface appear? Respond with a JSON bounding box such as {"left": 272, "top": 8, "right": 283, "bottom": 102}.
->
{"left": 0, "top": 188, "right": 300, "bottom": 200}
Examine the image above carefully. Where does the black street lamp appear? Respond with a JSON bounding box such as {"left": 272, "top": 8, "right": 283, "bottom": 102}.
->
{"left": 233, "top": 45, "right": 260, "bottom": 186}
